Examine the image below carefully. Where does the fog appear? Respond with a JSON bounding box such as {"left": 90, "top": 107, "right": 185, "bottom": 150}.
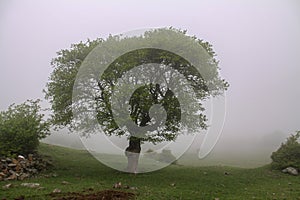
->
{"left": 1, "top": 0, "right": 300, "bottom": 167}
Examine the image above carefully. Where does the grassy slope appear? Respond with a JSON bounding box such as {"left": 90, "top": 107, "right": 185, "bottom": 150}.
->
{"left": 1, "top": 143, "right": 300, "bottom": 200}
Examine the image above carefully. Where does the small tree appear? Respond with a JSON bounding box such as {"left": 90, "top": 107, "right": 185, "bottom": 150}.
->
{"left": 271, "top": 131, "right": 300, "bottom": 170}
{"left": 0, "top": 100, "right": 50, "bottom": 157}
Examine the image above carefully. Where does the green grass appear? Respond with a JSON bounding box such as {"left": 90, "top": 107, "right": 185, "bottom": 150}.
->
{"left": 1, "top": 143, "right": 300, "bottom": 200}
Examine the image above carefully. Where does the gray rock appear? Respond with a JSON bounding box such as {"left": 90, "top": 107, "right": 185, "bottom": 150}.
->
{"left": 52, "top": 188, "right": 61, "bottom": 193}
{"left": 2, "top": 183, "right": 13, "bottom": 189}
{"left": 61, "top": 181, "right": 71, "bottom": 185}
{"left": 1, "top": 154, "right": 51, "bottom": 181}
{"left": 8, "top": 163, "right": 17, "bottom": 167}
{"left": 282, "top": 168, "right": 287, "bottom": 173}
{"left": 19, "top": 173, "right": 30, "bottom": 180}
{"left": 282, "top": 167, "right": 298, "bottom": 176}
{"left": 21, "top": 183, "right": 40, "bottom": 188}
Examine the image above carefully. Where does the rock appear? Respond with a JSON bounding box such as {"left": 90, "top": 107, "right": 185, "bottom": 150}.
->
{"left": 0, "top": 154, "right": 52, "bottom": 181}
{"left": 52, "top": 188, "right": 61, "bottom": 193}
{"left": 8, "top": 163, "right": 17, "bottom": 167}
{"left": 18, "top": 155, "right": 25, "bottom": 160}
{"left": 12, "top": 158, "right": 19, "bottom": 164}
{"left": 113, "top": 182, "right": 122, "bottom": 189}
{"left": 282, "top": 167, "right": 298, "bottom": 176}
{"left": 2, "top": 183, "right": 13, "bottom": 189}
{"left": 27, "top": 168, "right": 38, "bottom": 174}
{"left": 18, "top": 173, "right": 30, "bottom": 180}
{"left": 21, "top": 182, "right": 40, "bottom": 188}
{"left": 282, "top": 169, "right": 287, "bottom": 173}
{"left": 170, "top": 183, "right": 176, "bottom": 187}
{"left": 61, "top": 181, "right": 71, "bottom": 185}
{"left": 7, "top": 173, "right": 17, "bottom": 180}
{"left": 2, "top": 168, "right": 8, "bottom": 174}
{"left": 15, "top": 164, "right": 22, "bottom": 173}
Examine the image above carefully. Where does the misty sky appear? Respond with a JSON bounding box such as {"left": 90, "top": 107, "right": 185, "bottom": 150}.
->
{"left": 1, "top": 0, "right": 300, "bottom": 145}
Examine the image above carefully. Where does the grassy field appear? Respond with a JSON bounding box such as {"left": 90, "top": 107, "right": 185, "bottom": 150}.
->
{"left": 1, "top": 143, "right": 299, "bottom": 200}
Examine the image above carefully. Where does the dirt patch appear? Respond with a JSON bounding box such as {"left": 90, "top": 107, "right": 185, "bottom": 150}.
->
{"left": 50, "top": 189, "right": 135, "bottom": 200}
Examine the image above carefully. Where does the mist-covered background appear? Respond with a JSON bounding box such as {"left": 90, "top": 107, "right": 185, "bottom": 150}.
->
{"left": 1, "top": 0, "right": 299, "bottom": 167}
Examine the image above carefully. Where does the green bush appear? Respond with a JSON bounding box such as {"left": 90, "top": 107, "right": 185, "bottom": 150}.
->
{"left": 0, "top": 100, "right": 50, "bottom": 157}
{"left": 145, "top": 149, "right": 177, "bottom": 164}
{"left": 271, "top": 131, "right": 300, "bottom": 170}
{"left": 158, "top": 149, "right": 177, "bottom": 164}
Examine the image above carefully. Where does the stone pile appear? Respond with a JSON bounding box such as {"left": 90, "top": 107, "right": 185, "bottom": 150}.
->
{"left": 0, "top": 154, "right": 52, "bottom": 181}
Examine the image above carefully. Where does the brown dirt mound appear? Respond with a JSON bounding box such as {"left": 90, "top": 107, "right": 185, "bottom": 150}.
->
{"left": 50, "top": 190, "right": 135, "bottom": 200}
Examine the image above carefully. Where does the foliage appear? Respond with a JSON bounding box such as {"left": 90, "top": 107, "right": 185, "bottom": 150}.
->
{"left": 44, "top": 28, "right": 229, "bottom": 144}
{"left": 44, "top": 39, "right": 102, "bottom": 128}
{"left": 271, "top": 131, "right": 300, "bottom": 170}
{"left": 0, "top": 100, "right": 50, "bottom": 156}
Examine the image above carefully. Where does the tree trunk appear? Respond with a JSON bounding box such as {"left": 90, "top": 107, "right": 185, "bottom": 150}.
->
{"left": 125, "top": 136, "right": 141, "bottom": 173}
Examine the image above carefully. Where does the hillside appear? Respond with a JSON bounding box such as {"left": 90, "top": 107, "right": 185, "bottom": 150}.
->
{"left": 1, "top": 143, "right": 299, "bottom": 199}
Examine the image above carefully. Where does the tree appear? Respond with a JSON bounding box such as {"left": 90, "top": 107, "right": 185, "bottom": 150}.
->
{"left": 0, "top": 100, "right": 50, "bottom": 157}
{"left": 271, "top": 131, "right": 300, "bottom": 170}
{"left": 45, "top": 28, "right": 229, "bottom": 172}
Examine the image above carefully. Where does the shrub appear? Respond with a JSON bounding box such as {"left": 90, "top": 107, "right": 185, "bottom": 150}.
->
{"left": 158, "top": 149, "right": 177, "bottom": 164}
{"left": 144, "top": 148, "right": 158, "bottom": 160}
{"left": 144, "top": 148, "right": 177, "bottom": 164}
{"left": 0, "top": 100, "right": 50, "bottom": 157}
{"left": 271, "top": 131, "right": 300, "bottom": 170}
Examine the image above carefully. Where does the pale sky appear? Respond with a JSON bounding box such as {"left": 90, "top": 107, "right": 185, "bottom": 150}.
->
{"left": 1, "top": 0, "right": 300, "bottom": 145}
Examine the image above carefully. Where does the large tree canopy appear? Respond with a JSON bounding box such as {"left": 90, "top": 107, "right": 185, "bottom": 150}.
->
{"left": 45, "top": 39, "right": 102, "bottom": 128}
{"left": 45, "top": 28, "right": 229, "bottom": 172}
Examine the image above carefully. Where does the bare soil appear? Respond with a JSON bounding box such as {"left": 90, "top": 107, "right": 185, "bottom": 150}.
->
{"left": 49, "top": 189, "right": 135, "bottom": 200}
